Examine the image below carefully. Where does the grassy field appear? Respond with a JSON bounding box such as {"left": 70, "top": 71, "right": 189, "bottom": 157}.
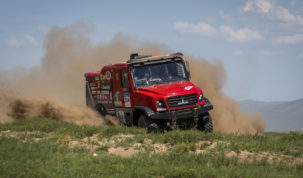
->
{"left": 0, "top": 118, "right": 303, "bottom": 177}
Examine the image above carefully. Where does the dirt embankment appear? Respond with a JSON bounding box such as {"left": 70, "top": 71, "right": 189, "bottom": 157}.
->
{"left": 2, "top": 130, "right": 301, "bottom": 165}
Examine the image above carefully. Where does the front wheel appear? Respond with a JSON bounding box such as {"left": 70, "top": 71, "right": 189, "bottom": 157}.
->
{"left": 197, "top": 113, "right": 213, "bottom": 132}
{"left": 138, "top": 115, "right": 159, "bottom": 133}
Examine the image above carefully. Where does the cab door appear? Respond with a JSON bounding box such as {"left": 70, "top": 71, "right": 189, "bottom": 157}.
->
{"left": 112, "top": 66, "right": 132, "bottom": 125}
{"left": 113, "top": 67, "right": 132, "bottom": 108}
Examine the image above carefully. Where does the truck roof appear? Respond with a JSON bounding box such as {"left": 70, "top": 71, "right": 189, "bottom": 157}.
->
{"left": 127, "top": 52, "right": 183, "bottom": 64}
{"left": 85, "top": 72, "right": 100, "bottom": 77}
{"left": 101, "top": 63, "right": 128, "bottom": 72}
{"left": 100, "top": 52, "right": 184, "bottom": 71}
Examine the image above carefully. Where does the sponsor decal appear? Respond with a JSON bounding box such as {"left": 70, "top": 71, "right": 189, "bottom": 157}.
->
{"left": 184, "top": 86, "right": 193, "bottom": 90}
{"left": 101, "top": 90, "right": 109, "bottom": 94}
{"left": 117, "top": 111, "right": 126, "bottom": 124}
{"left": 101, "top": 92, "right": 111, "bottom": 100}
{"left": 114, "top": 101, "right": 122, "bottom": 106}
{"left": 124, "top": 93, "right": 131, "bottom": 107}
{"left": 114, "top": 91, "right": 120, "bottom": 101}
{"left": 89, "top": 83, "right": 95, "bottom": 87}
{"left": 105, "top": 71, "right": 111, "bottom": 80}
{"left": 101, "top": 84, "right": 111, "bottom": 90}
{"left": 99, "top": 100, "right": 113, "bottom": 105}
{"left": 114, "top": 91, "right": 122, "bottom": 106}
{"left": 100, "top": 100, "right": 109, "bottom": 104}
{"left": 95, "top": 76, "right": 99, "bottom": 81}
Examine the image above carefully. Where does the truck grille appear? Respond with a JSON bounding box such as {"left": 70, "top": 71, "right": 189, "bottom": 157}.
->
{"left": 175, "top": 108, "right": 194, "bottom": 118}
{"left": 166, "top": 94, "right": 197, "bottom": 109}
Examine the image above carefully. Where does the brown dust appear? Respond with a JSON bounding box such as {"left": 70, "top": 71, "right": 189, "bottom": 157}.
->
{"left": 0, "top": 23, "right": 265, "bottom": 133}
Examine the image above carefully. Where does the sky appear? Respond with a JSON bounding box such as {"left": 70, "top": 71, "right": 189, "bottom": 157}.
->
{"left": 1, "top": 0, "right": 303, "bottom": 102}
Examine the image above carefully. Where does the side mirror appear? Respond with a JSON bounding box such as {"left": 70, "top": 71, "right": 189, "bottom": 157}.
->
{"left": 185, "top": 60, "right": 191, "bottom": 80}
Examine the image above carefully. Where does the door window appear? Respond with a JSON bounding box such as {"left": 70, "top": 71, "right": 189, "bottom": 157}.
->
{"left": 121, "top": 70, "right": 130, "bottom": 89}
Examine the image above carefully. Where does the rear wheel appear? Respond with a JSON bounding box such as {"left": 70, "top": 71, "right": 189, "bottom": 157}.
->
{"left": 197, "top": 113, "right": 213, "bottom": 132}
{"left": 96, "top": 104, "right": 106, "bottom": 116}
{"left": 138, "top": 115, "right": 159, "bottom": 133}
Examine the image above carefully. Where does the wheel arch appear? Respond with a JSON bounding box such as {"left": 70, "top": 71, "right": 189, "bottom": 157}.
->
{"left": 133, "top": 106, "right": 155, "bottom": 126}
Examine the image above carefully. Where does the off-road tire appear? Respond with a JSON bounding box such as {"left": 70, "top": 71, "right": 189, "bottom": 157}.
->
{"left": 147, "top": 123, "right": 160, "bottom": 133}
{"left": 204, "top": 115, "right": 213, "bottom": 132}
{"left": 197, "top": 113, "right": 213, "bottom": 132}
{"left": 138, "top": 115, "right": 159, "bottom": 133}
{"left": 97, "top": 104, "right": 106, "bottom": 116}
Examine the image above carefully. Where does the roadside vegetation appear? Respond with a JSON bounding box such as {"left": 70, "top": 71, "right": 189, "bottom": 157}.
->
{"left": 1, "top": 118, "right": 303, "bottom": 177}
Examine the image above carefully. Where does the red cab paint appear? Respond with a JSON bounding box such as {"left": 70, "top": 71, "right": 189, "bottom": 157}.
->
{"left": 85, "top": 53, "right": 213, "bottom": 132}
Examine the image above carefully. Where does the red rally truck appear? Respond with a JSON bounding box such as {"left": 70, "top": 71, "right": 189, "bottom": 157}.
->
{"left": 85, "top": 53, "right": 213, "bottom": 132}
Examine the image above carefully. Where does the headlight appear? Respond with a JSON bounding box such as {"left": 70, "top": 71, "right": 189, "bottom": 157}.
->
{"left": 199, "top": 94, "right": 203, "bottom": 103}
{"left": 156, "top": 100, "right": 167, "bottom": 111}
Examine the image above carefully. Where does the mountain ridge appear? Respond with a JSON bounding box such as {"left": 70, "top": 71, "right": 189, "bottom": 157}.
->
{"left": 238, "top": 98, "right": 303, "bottom": 132}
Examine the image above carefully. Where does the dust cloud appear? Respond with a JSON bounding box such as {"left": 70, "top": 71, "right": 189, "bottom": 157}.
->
{"left": 0, "top": 22, "right": 265, "bottom": 133}
{"left": 189, "top": 59, "right": 265, "bottom": 134}
{"left": 7, "top": 98, "right": 107, "bottom": 126}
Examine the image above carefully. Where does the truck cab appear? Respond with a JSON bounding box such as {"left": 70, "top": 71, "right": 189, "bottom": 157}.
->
{"left": 85, "top": 53, "right": 213, "bottom": 132}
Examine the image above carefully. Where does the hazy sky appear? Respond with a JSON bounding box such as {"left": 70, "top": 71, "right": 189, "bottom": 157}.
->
{"left": 1, "top": 0, "right": 303, "bottom": 101}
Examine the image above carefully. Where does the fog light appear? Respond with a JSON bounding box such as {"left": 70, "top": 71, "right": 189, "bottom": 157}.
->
{"left": 156, "top": 100, "right": 167, "bottom": 111}
{"left": 199, "top": 94, "right": 203, "bottom": 103}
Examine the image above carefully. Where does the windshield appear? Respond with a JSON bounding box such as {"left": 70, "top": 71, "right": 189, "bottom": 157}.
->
{"left": 132, "top": 61, "right": 188, "bottom": 88}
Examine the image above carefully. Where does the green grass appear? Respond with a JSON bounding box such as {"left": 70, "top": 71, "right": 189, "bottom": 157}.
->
{"left": 0, "top": 118, "right": 303, "bottom": 177}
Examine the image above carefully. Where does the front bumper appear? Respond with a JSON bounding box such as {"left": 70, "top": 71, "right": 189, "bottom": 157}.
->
{"left": 150, "top": 101, "right": 213, "bottom": 124}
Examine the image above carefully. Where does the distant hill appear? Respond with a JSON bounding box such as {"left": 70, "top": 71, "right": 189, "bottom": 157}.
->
{"left": 238, "top": 98, "right": 303, "bottom": 132}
